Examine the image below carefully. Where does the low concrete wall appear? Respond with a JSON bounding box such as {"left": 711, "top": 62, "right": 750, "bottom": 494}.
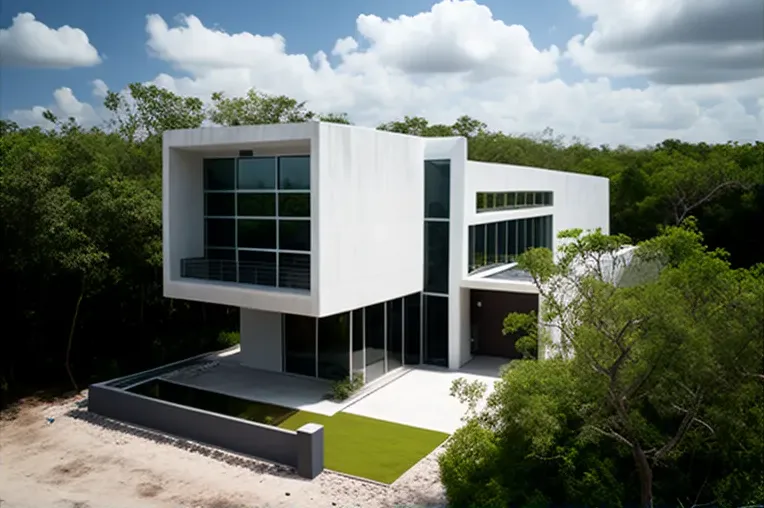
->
{"left": 88, "top": 383, "right": 323, "bottom": 479}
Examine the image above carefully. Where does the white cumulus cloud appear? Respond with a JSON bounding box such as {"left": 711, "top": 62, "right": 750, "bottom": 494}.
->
{"left": 7, "top": 0, "right": 764, "bottom": 146}
{"left": 9, "top": 87, "right": 102, "bottom": 127}
{"left": 565, "top": 0, "right": 764, "bottom": 84}
{"left": 0, "top": 12, "right": 101, "bottom": 68}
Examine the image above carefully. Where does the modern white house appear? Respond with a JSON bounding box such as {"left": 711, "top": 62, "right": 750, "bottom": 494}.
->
{"left": 163, "top": 122, "right": 609, "bottom": 385}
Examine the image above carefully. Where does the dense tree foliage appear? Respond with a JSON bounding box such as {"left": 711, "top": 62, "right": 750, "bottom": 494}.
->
{"left": 440, "top": 225, "right": 764, "bottom": 507}
{"left": 1, "top": 84, "right": 762, "bottom": 410}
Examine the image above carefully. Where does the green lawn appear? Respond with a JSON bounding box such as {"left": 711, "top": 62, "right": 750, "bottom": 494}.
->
{"left": 279, "top": 411, "right": 449, "bottom": 484}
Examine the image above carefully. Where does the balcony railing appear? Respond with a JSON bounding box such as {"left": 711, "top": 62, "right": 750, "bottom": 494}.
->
{"left": 180, "top": 257, "right": 310, "bottom": 291}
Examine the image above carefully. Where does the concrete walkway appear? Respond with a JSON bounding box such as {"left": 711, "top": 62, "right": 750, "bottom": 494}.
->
{"left": 342, "top": 356, "right": 507, "bottom": 434}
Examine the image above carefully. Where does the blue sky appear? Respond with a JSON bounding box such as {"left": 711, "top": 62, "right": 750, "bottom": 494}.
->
{"left": 0, "top": 0, "right": 590, "bottom": 117}
{"left": 1, "top": 0, "right": 761, "bottom": 146}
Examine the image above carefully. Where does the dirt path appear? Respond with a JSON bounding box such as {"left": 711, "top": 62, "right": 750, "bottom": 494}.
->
{"left": 0, "top": 393, "right": 447, "bottom": 508}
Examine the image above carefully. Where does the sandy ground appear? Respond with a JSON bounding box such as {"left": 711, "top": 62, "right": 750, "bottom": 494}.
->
{"left": 0, "top": 393, "right": 447, "bottom": 508}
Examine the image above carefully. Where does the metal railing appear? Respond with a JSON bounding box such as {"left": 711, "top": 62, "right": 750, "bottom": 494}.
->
{"left": 180, "top": 258, "right": 310, "bottom": 290}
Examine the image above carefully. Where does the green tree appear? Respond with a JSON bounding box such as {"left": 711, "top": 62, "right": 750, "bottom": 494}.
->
{"left": 104, "top": 83, "right": 205, "bottom": 141}
{"left": 440, "top": 224, "right": 764, "bottom": 507}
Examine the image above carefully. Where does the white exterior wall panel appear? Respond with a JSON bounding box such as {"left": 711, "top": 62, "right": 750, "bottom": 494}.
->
{"left": 316, "top": 124, "right": 425, "bottom": 317}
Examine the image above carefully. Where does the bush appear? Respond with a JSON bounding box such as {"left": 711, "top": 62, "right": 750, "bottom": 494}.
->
{"left": 216, "top": 331, "right": 240, "bottom": 348}
{"left": 438, "top": 420, "right": 506, "bottom": 508}
{"left": 329, "top": 374, "right": 364, "bottom": 401}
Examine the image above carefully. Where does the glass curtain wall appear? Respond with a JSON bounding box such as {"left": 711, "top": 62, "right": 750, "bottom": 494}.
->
{"left": 201, "top": 156, "right": 311, "bottom": 290}
{"left": 282, "top": 292, "right": 421, "bottom": 382}
{"left": 468, "top": 215, "right": 553, "bottom": 272}
{"left": 423, "top": 160, "right": 450, "bottom": 367}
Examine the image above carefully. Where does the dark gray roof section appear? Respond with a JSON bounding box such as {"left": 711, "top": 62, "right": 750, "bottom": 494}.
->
{"left": 487, "top": 266, "right": 534, "bottom": 282}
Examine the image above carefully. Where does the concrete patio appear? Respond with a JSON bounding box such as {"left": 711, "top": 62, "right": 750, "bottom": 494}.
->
{"left": 156, "top": 349, "right": 508, "bottom": 432}
{"left": 158, "top": 349, "right": 347, "bottom": 416}
{"left": 342, "top": 356, "right": 507, "bottom": 433}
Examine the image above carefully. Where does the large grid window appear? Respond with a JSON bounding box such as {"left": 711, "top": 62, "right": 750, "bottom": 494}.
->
{"left": 468, "top": 215, "right": 553, "bottom": 272}
{"left": 189, "top": 156, "right": 311, "bottom": 290}
{"left": 476, "top": 191, "right": 553, "bottom": 213}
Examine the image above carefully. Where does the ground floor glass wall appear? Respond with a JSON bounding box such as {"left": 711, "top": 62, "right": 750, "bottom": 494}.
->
{"left": 423, "top": 294, "right": 449, "bottom": 367}
{"left": 282, "top": 291, "right": 424, "bottom": 383}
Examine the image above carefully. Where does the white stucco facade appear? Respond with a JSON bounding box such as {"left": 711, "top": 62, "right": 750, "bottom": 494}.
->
{"left": 163, "top": 122, "right": 609, "bottom": 375}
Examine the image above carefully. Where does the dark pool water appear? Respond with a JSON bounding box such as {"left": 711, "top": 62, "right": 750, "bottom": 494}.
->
{"left": 127, "top": 379, "right": 296, "bottom": 426}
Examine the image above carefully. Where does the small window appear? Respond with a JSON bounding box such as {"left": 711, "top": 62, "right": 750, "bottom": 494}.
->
{"left": 238, "top": 193, "right": 275, "bottom": 217}
{"left": 205, "top": 192, "right": 235, "bottom": 216}
{"left": 424, "top": 160, "right": 450, "bottom": 219}
{"left": 526, "top": 192, "right": 534, "bottom": 206}
{"left": 516, "top": 193, "right": 526, "bottom": 206}
{"left": 204, "top": 158, "right": 235, "bottom": 191}
{"left": 535, "top": 192, "right": 544, "bottom": 206}
{"left": 476, "top": 193, "right": 487, "bottom": 211}
{"left": 486, "top": 193, "right": 495, "bottom": 209}
{"left": 279, "top": 156, "right": 310, "bottom": 190}
{"left": 544, "top": 192, "right": 553, "bottom": 206}
{"left": 279, "top": 220, "right": 311, "bottom": 251}
{"left": 279, "top": 253, "right": 310, "bottom": 289}
{"left": 507, "top": 193, "right": 516, "bottom": 208}
{"left": 494, "top": 193, "right": 505, "bottom": 209}
{"left": 279, "top": 194, "right": 310, "bottom": 217}
{"left": 238, "top": 219, "right": 276, "bottom": 249}
{"left": 238, "top": 250, "right": 277, "bottom": 287}
{"left": 206, "top": 248, "right": 236, "bottom": 260}
{"left": 205, "top": 218, "right": 235, "bottom": 247}
{"left": 238, "top": 157, "right": 276, "bottom": 190}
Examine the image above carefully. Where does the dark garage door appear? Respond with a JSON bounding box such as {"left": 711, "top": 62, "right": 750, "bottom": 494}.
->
{"left": 470, "top": 290, "right": 539, "bottom": 358}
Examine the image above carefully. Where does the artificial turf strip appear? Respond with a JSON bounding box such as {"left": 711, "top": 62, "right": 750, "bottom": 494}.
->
{"left": 278, "top": 411, "right": 449, "bottom": 484}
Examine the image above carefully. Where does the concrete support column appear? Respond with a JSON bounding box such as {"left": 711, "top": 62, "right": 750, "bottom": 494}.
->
{"left": 296, "top": 423, "right": 324, "bottom": 479}
{"left": 240, "top": 308, "right": 283, "bottom": 371}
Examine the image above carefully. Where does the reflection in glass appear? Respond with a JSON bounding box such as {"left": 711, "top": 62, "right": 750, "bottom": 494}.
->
{"left": 206, "top": 248, "right": 235, "bottom": 260}
{"left": 351, "top": 309, "right": 364, "bottom": 381}
{"left": 424, "top": 295, "right": 448, "bottom": 367}
{"left": 468, "top": 227, "right": 475, "bottom": 270}
{"left": 283, "top": 314, "right": 316, "bottom": 377}
{"left": 278, "top": 156, "right": 311, "bottom": 190}
{"left": 486, "top": 223, "right": 496, "bottom": 265}
{"left": 404, "top": 293, "right": 421, "bottom": 365}
{"left": 278, "top": 253, "right": 310, "bottom": 289}
{"left": 237, "top": 219, "right": 276, "bottom": 249}
{"left": 424, "top": 221, "right": 449, "bottom": 294}
{"left": 498, "top": 221, "right": 508, "bottom": 262}
{"left": 279, "top": 220, "right": 310, "bottom": 251}
{"left": 424, "top": 160, "right": 450, "bottom": 219}
{"left": 238, "top": 193, "right": 275, "bottom": 216}
{"left": 204, "top": 158, "right": 235, "bottom": 190}
{"left": 386, "top": 299, "right": 403, "bottom": 371}
{"left": 205, "top": 193, "right": 235, "bottom": 216}
{"left": 238, "top": 157, "right": 276, "bottom": 190}
{"left": 278, "top": 194, "right": 310, "bottom": 217}
{"left": 474, "top": 224, "right": 485, "bottom": 267}
{"left": 364, "top": 303, "right": 385, "bottom": 383}
{"left": 508, "top": 220, "right": 517, "bottom": 256}
{"left": 206, "top": 218, "right": 235, "bottom": 247}
{"left": 238, "top": 250, "right": 276, "bottom": 286}
{"left": 518, "top": 219, "right": 527, "bottom": 253}
{"left": 318, "top": 312, "right": 350, "bottom": 380}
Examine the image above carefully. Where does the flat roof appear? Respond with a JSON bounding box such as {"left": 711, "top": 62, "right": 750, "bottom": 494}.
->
{"left": 485, "top": 266, "right": 534, "bottom": 282}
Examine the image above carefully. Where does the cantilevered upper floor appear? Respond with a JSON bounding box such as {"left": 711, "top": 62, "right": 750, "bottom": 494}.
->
{"left": 163, "top": 122, "right": 429, "bottom": 318}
